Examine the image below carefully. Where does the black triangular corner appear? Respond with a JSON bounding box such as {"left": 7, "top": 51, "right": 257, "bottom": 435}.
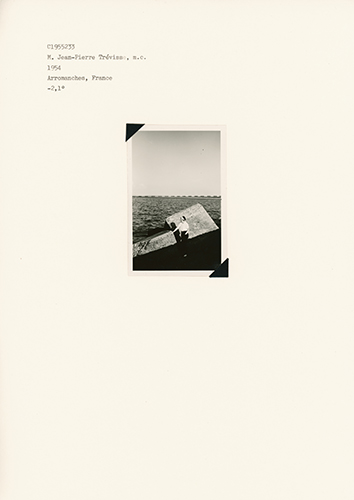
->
{"left": 125, "top": 123, "right": 144, "bottom": 141}
{"left": 209, "top": 258, "right": 229, "bottom": 278}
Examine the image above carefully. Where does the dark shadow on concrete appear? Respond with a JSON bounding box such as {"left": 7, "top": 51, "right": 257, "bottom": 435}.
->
{"left": 147, "top": 227, "right": 166, "bottom": 237}
{"left": 133, "top": 229, "right": 221, "bottom": 271}
{"left": 168, "top": 223, "right": 180, "bottom": 244}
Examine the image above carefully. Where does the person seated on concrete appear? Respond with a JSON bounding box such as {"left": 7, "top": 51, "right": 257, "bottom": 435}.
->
{"left": 172, "top": 216, "right": 189, "bottom": 257}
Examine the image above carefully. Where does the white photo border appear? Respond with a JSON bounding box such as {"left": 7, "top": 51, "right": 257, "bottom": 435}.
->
{"left": 127, "top": 124, "right": 227, "bottom": 277}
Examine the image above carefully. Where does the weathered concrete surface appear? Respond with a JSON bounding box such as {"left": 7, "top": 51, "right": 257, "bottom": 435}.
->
{"left": 133, "top": 203, "right": 219, "bottom": 260}
{"left": 133, "top": 230, "right": 176, "bottom": 258}
{"left": 165, "top": 203, "right": 218, "bottom": 238}
{"left": 133, "top": 229, "right": 221, "bottom": 271}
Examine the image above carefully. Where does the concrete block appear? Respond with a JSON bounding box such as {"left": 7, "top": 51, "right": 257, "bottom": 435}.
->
{"left": 165, "top": 203, "right": 219, "bottom": 239}
{"left": 133, "top": 203, "right": 219, "bottom": 259}
{"left": 133, "top": 230, "right": 176, "bottom": 258}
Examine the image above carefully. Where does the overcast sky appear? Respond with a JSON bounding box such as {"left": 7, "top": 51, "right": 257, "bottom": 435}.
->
{"left": 132, "top": 131, "right": 220, "bottom": 196}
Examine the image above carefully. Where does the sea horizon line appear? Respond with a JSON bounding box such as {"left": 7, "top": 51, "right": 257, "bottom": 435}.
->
{"left": 133, "top": 194, "right": 221, "bottom": 197}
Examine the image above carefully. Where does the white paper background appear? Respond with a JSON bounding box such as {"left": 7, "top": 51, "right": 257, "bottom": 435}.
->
{"left": 1, "top": 1, "right": 354, "bottom": 498}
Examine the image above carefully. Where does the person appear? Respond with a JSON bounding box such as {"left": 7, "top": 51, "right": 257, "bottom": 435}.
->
{"left": 172, "top": 216, "right": 189, "bottom": 257}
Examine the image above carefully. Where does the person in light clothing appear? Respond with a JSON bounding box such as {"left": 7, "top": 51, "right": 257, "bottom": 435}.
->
{"left": 172, "top": 215, "right": 189, "bottom": 257}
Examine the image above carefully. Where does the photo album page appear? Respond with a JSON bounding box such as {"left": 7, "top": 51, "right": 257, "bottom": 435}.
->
{"left": 1, "top": 1, "right": 354, "bottom": 499}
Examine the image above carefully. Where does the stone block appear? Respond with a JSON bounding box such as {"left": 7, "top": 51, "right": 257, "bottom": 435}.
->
{"left": 133, "top": 230, "right": 176, "bottom": 258}
{"left": 165, "top": 203, "right": 219, "bottom": 239}
{"left": 133, "top": 203, "right": 219, "bottom": 259}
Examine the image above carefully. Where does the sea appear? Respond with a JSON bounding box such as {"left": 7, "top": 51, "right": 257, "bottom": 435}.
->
{"left": 133, "top": 196, "right": 221, "bottom": 243}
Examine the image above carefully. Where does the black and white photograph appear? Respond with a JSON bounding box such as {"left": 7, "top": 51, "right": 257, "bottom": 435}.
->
{"left": 129, "top": 126, "right": 225, "bottom": 274}
{"left": 2, "top": 1, "right": 354, "bottom": 498}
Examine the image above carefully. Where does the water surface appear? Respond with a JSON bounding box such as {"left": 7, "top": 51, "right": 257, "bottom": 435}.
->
{"left": 133, "top": 196, "right": 221, "bottom": 243}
